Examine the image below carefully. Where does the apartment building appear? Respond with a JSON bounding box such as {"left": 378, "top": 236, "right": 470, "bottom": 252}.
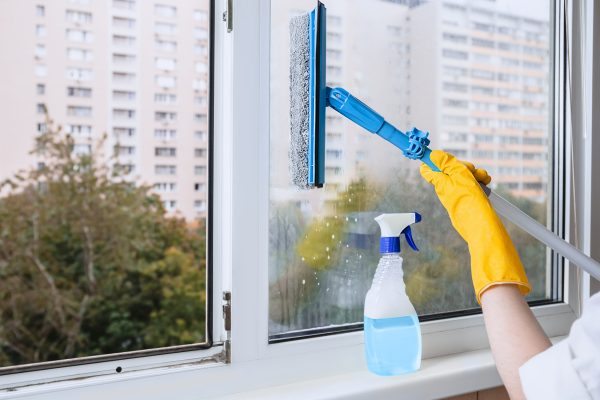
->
{"left": 0, "top": 0, "right": 209, "bottom": 220}
{"left": 410, "top": 0, "right": 550, "bottom": 200}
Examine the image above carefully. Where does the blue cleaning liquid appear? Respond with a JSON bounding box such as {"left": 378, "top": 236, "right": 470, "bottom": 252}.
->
{"left": 364, "top": 314, "right": 421, "bottom": 376}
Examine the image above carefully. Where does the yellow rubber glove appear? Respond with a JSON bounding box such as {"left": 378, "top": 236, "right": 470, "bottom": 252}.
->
{"left": 420, "top": 150, "right": 531, "bottom": 304}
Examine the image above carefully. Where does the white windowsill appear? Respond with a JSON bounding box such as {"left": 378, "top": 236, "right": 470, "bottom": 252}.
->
{"left": 214, "top": 336, "right": 566, "bottom": 400}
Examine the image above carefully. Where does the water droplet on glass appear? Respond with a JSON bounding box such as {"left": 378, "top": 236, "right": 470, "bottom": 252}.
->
{"left": 302, "top": 279, "right": 306, "bottom": 285}
{"left": 345, "top": 217, "right": 349, "bottom": 221}
{"left": 301, "top": 257, "right": 305, "bottom": 261}
{"left": 326, "top": 246, "right": 329, "bottom": 252}
{"left": 354, "top": 218, "right": 358, "bottom": 222}
{"left": 331, "top": 234, "right": 335, "bottom": 239}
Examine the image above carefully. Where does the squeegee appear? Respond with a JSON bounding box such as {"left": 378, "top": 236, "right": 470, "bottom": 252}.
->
{"left": 288, "top": 1, "right": 600, "bottom": 281}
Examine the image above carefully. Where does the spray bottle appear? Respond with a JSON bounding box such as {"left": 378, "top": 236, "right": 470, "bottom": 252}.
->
{"left": 364, "top": 213, "right": 422, "bottom": 376}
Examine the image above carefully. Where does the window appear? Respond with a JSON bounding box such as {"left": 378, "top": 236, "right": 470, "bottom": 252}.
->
{"left": 155, "top": 39, "right": 177, "bottom": 52}
{"left": 155, "top": 4, "right": 177, "bottom": 18}
{"left": 156, "top": 75, "right": 176, "bottom": 88}
{"left": 36, "top": 83, "right": 45, "bottom": 95}
{"left": 35, "top": 65, "right": 47, "bottom": 77}
{"left": 155, "top": 147, "right": 177, "bottom": 157}
{"left": 116, "top": 145, "right": 135, "bottom": 156}
{"left": 113, "top": 53, "right": 136, "bottom": 64}
{"left": 113, "top": 126, "right": 135, "bottom": 138}
{"left": 154, "top": 182, "right": 177, "bottom": 193}
{"left": 155, "top": 22, "right": 176, "bottom": 35}
{"left": 113, "top": 16, "right": 135, "bottom": 29}
{"left": 194, "top": 131, "right": 207, "bottom": 141}
{"left": 113, "top": 90, "right": 135, "bottom": 101}
{"left": 66, "top": 28, "right": 94, "bottom": 43}
{"left": 35, "top": 25, "right": 47, "bottom": 38}
{"left": 155, "top": 111, "right": 176, "bottom": 122}
{"left": 194, "top": 165, "right": 206, "bottom": 175}
{"left": 65, "top": 124, "right": 92, "bottom": 136}
{"left": 66, "top": 10, "right": 92, "bottom": 24}
{"left": 113, "top": 108, "right": 135, "bottom": 119}
{"left": 194, "top": 182, "right": 206, "bottom": 192}
{"left": 155, "top": 129, "right": 177, "bottom": 140}
{"left": 155, "top": 93, "right": 177, "bottom": 104}
{"left": 156, "top": 57, "right": 176, "bottom": 70}
{"left": 36, "top": 5, "right": 45, "bottom": 17}
{"left": 35, "top": 44, "right": 46, "bottom": 58}
{"left": 67, "top": 48, "right": 93, "bottom": 61}
{"left": 194, "top": 148, "right": 207, "bottom": 158}
{"left": 269, "top": 0, "right": 558, "bottom": 341}
{"left": 66, "top": 67, "right": 92, "bottom": 81}
{"left": 155, "top": 164, "right": 177, "bottom": 175}
{"left": 67, "top": 87, "right": 92, "bottom": 98}
{"left": 67, "top": 105, "right": 92, "bottom": 117}
{"left": 36, "top": 103, "right": 46, "bottom": 114}
{"left": 113, "top": 0, "right": 135, "bottom": 10}
{"left": 113, "top": 35, "right": 135, "bottom": 47}
{"left": 113, "top": 71, "right": 135, "bottom": 83}
{"left": 194, "top": 200, "right": 207, "bottom": 212}
{"left": 194, "top": 27, "right": 208, "bottom": 40}
{"left": 193, "top": 9, "right": 207, "bottom": 22}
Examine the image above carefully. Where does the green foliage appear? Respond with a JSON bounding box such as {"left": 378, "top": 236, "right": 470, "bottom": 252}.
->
{"left": 0, "top": 122, "right": 205, "bottom": 366}
{"left": 269, "top": 170, "right": 549, "bottom": 334}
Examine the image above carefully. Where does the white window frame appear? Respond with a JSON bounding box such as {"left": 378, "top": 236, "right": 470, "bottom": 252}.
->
{"left": 2, "top": 0, "right": 598, "bottom": 398}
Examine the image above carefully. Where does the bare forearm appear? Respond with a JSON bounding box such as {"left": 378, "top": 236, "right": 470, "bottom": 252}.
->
{"left": 480, "top": 285, "right": 551, "bottom": 400}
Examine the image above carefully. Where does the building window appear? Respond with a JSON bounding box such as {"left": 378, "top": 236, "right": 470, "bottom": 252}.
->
{"left": 155, "top": 57, "right": 176, "bottom": 70}
{"left": 36, "top": 83, "right": 45, "bottom": 95}
{"left": 113, "top": 90, "right": 135, "bottom": 101}
{"left": 35, "top": 25, "right": 47, "bottom": 37}
{"left": 154, "top": 93, "right": 177, "bottom": 104}
{"left": 163, "top": 200, "right": 177, "bottom": 211}
{"left": 113, "top": 35, "right": 136, "bottom": 47}
{"left": 194, "top": 131, "right": 207, "bottom": 141}
{"left": 113, "top": 16, "right": 136, "bottom": 29}
{"left": 116, "top": 145, "right": 135, "bottom": 156}
{"left": 65, "top": 67, "right": 92, "bottom": 81}
{"left": 113, "top": 53, "right": 136, "bottom": 64}
{"left": 112, "top": 0, "right": 135, "bottom": 10}
{"left": 67, "top": 48, "right": 93, "bottom": 62}
{"left": 113, "top": 108, "right": 135, "bottom": 119}
{"left": 194, "top": 183, "right": 206, "bottom": 192}
{"left": 113, "top": 127, "right": 136, "bottom": 138}
{"left": 194, "top": 148, "right": 207, "bottom": 158}
{"left": 154, "top": 129, "right": 177, "bottom": 141}
{"left": 193, "top": 10, "right": 208, "bottom": 22}
{"left": 65, "top": 124, "right": 92, "bottom": 136}
{"left": 67, "top": 87, "right": 92, "bottom": 98}
{"left": 112, "top": 72, "right": 136, "bottom": 83}
{"left": 193, "top": 27, "right": 208, "bottom": 40}
{"left": 154, "top": 4, "right": 177, "bottom": 18}
{"left": 194, "top": 165, "right": 206, "bottom": 176}
{"left": 67, "top": 106, "right": 92, "bottom": 117}
{"left": 194, "top": 114, "right": 208, "bottom": 124}
{"left": 35, "top": 44, "right": 46, "bottom": 58}
{"left": 36, "top": 5, "right": 45, "bottom": 17}
{"left": 155, "top": 22, "right": 176, "bottom": 35}
{"left": 66, "top": 29, "right": 94, "bottom": 43}
{"left": 155, "top": 39, "right": 177, "bottom": 52}
{"left": 155, "top": 111, "right": 176, "bottom": 122}
{"left": 155, "top": 75, "right": 176, "bottom": 88}
{"left": 155, "top": 165, "right": 176, "bottom": 175}
{"left": 155, "top": 147, "right": 177, "bottom": 157}
{"left": 194, "top": 200, "right": 207, "bottom": 212}
{"left": 66, "top": 10, "right": 92, "bottom": 24}
{"left": 154, "top": 182, "right": 177, "bottom": 193}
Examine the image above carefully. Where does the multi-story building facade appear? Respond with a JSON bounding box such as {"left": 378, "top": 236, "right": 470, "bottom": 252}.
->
{"left": 0, "top": 0, "right": 209, "bottom": 220}
{"left": 410, "top": 0, "right": 550, "bottom": 200}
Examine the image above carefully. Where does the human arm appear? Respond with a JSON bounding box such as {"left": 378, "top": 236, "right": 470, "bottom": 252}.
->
{"left": 419, "top": 150, "right": 550, "bottom": 398}
{"left": 481, "top": 285, "right": 551, "bottom": 400}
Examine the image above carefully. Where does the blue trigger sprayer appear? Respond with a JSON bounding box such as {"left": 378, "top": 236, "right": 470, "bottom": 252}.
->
{"left": 364, "top": 213, "right": 422, "bottom": 376}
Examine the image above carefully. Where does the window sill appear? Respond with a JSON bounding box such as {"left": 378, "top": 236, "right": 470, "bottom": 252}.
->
{"left": 213, "top": 336, "right": 566, "bottom": 400}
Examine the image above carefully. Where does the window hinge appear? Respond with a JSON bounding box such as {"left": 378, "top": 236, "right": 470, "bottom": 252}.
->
{"left": 223, "top": 0, "right": 233, "bottom": 33}
{"left": 219, "top": 291, "right": 231, "bottom": 364}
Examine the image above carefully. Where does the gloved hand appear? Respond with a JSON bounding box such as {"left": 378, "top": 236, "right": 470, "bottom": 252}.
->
{"left": 420, "top": 150, "right": 530, "bottom": 304}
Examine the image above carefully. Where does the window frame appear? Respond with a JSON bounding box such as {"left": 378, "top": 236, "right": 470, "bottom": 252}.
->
{"left": 2, "top": 0, "right": 594, "bottom": 397}
{"left": 0, "top": 0, "right": 220, "bottom": 387}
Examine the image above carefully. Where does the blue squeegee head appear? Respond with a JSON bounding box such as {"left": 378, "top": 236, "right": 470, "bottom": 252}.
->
{"left": 289, "top": 2, "right": 326, "bottom": 189}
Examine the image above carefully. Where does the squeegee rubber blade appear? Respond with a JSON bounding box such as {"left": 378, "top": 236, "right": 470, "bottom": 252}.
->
{"left": 310, "top": 3, "right": 327, "bottom": 188}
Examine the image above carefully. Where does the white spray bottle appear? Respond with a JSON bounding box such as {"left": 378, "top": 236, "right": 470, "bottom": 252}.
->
{"left": 364, "top": 212, "right": 422, "bottom": 376}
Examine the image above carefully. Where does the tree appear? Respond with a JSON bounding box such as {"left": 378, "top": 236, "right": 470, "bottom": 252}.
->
{"left": 0, "top": 119, "right": 205, "bottom": 366}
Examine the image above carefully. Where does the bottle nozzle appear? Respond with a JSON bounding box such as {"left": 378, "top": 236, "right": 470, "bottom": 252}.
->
{"left": 375, "top": 213, "right": 422, "bottom": 253}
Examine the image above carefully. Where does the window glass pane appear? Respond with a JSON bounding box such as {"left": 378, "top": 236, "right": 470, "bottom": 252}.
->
{"left": 0, "top": 0, "right": 210, "bottom": 368}
{"left": 270, "top": 0, "right": 554, "bottom": 339}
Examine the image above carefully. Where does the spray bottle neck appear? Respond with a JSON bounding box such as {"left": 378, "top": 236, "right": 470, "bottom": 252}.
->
{"left": 380, "top": 237, "right": 401, "bottom": 254}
